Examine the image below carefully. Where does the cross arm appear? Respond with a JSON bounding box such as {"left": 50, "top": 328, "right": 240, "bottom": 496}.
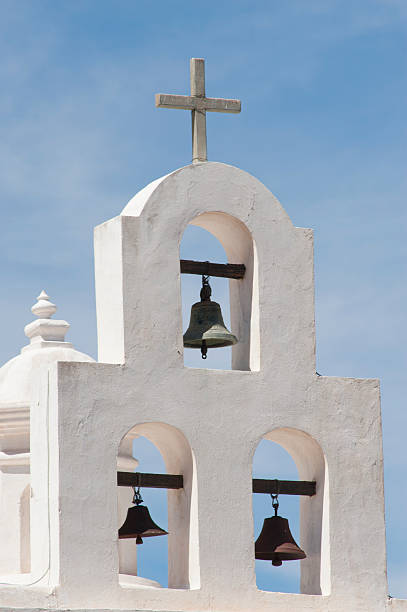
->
{"left": 156, "top": 93, "right": 241, "bottom": 113}
{"left": 155, "top": 93, "right": 196, "bottom": 111}
{"left": 204, "top": 97, "right": 241, "bottom": 113}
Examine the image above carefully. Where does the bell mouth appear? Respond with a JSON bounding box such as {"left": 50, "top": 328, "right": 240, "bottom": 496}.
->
{"left": 118, "top": 504, "right": 168, "bottom": 540}
{"left": 255, "top": 543, "right": 306, "bottom": 562}
{"left": 183, "top": 334, "right": 237, "bottom": 349}
{"left": 255, "top": 516, "right": 306, "bottom": 562}
{"left": 119, "top": 527, "right": 168, "bottom": 540}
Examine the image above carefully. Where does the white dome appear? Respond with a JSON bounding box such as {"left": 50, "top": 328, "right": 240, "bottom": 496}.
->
{"left": 0, "top": 291, "right": 94, "bottom": 405}
{"left": 0, "top": 345, "right": 94, "bottom": 405}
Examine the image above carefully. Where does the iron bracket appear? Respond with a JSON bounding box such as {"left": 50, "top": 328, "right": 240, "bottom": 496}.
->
{"left": 117, "top": 472, "right": 316, "bottom": 496}
{"left": 180, "top": 259, "right": 245, "bottom": 279}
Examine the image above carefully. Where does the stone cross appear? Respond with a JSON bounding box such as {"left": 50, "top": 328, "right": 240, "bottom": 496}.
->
{"left": 155, "top": 58, "right": 241, "bottom": 163}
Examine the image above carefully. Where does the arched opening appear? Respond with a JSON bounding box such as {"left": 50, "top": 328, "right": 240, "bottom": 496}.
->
{"left": 117, "top": 422, "right": 199, "bottom": 590}
{"left": 252, "top": 428, "right": 330, "bottom": 596}
{"left": 253, "top": 439, "right": 301, "bottom": 593}
{"left": 181, "top": 225, "right": 233, "bottom": 369}
{"left": 180, "top": 212, "right": 259, "bottom": 372}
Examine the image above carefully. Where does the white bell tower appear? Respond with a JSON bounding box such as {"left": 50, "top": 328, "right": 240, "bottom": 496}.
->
{"left": 0, "top": 57, "right": 403, "bottom": 612}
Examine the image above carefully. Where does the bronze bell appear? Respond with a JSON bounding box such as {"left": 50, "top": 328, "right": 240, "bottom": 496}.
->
{"left": 119, "top": 487, "right": 168, "bottom": 545}
{"left": 183, "top": 275, "right": 237, "bottom": 359}
{"left": 255, "top": 494, "right": 306, "bottom": 566}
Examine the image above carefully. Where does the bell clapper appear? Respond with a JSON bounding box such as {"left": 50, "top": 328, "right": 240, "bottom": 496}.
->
{"left": 271, "top": 493, "right": 281, "bottom": 566}
{"left": 201, "top": 339, "right": 208, "bottom": 359}
{"left": 200, "top": 275, "right": 211, "bottom": 359}
{"left": 132, "top": 485, "right": 144, "bottom": 545}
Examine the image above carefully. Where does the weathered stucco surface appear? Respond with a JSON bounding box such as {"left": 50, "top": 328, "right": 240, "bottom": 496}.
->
{"left": 0, "top": 162, "right": 404, "bottom": 611}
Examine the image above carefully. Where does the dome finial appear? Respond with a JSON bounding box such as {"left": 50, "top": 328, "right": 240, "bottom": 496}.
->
{"left": 31, "top": 290, "right": 57, "bottom": 319}
{"left": 24, "top": 290, "right": 70, "bottom": 349}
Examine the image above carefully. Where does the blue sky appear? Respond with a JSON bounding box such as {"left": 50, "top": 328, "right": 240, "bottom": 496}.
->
{"left": 0, "top": 0, "right": 406, "bottom": 598}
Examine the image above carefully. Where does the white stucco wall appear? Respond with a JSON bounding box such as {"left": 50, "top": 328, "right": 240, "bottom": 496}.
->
{"left": 0, "top": 162, "right": 401, "bottom": 612}
{"left": 0, "top": 294, "right": 94, "bottom": 586}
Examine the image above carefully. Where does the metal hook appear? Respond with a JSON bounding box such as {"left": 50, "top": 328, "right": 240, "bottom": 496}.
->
{"left": 271, "top": 494, "right": 279, "bottom": 516}
{"left": 201, "top": 275, "right": 210, "bottom": 289}
{"left": 132, "top": 472, "right": 143, "bottom": 505}
{"left": 271, "top": 479, "right": 279, "bottom": 516}
{"left": 200, "top": 272, "right": 212, "bottom": 301}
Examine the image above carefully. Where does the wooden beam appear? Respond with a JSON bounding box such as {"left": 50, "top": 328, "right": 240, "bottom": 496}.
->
{"left": 253, "top": 479, "right": 316, "bottom": 497}
{"left": 180, "top": 259, "right": 245, "bottom": 279}
{"left": 117, "top": 471, "right": 183, "bottom": 489}
{"left": 118, "top": 472, "right": 315, "bottom": 497}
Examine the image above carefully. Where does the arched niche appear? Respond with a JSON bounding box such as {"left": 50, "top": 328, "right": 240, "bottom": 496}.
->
{"left": 182, "top": 211, "right": 259, "bottom": 372}
{"left": 117, "top": 422, "right": 199, "bottom": 590}
{"left": 252, "top": 439, "right": 301, "bottom": 593}
{"left": 117, "top": 430, "right": 139, "bottom": 580}
{"left": 253, "top": 428, "right": 330, "bottom": 596}
{"left": 181, "top": 225, "right": 232, "bottom": 369}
